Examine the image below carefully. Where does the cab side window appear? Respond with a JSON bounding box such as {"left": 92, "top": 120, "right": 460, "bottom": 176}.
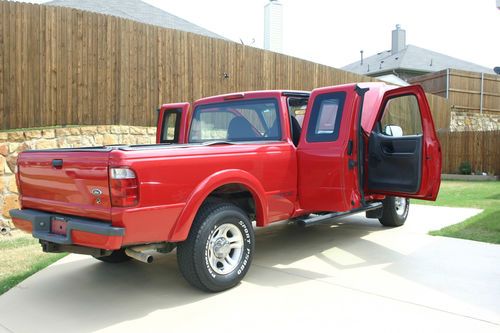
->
{"left": 306, "top": 92, "right": 346, "bottom": 142}
{"left": 161, "top": 110, "right": 180, "bottom": 143}
{"left": 380, "top": 94, "right": 422, "bottom": 137}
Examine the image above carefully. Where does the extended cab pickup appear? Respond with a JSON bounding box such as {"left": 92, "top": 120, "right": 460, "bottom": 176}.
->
{"left": 11, "top": 82, "right": 441, "bottom": 292}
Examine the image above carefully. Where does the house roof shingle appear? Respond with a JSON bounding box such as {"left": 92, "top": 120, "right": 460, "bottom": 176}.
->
{"left": 342, "top": 44, "right": 495, "bottom": 76}
{"left": 45, "top": 0, "right": 227, "bottom": 40}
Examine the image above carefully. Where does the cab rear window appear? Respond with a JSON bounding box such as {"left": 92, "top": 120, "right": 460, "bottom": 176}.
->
{"left": 188, "top": 98, "right": 281, "bottom": 143}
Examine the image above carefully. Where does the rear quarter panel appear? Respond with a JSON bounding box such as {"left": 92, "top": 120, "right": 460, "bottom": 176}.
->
{"left": 111, "top": 142, "right": 297, "bottom": 244}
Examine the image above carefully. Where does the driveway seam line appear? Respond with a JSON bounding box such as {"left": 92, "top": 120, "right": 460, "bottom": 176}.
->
{"left": 0, "top": 322, "right": 15, "bottom": 333}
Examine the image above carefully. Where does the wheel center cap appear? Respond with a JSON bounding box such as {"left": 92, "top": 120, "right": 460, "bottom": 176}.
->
{"left": 213, "top": 238, "right": 230, "bottom": 259}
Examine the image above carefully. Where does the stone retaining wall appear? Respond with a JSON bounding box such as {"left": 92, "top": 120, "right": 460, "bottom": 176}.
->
{"left": 450, "top": 111, "right": 500, "bottom": 131}
{"left": 0, "top": 125, "right": 156, "bottom": 230}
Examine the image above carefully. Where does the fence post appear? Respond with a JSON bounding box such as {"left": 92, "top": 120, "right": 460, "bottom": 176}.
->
{"left": 479, "top": 72, "right": 484, "bottom": 115}
{"left": 445, "top": 68, "right": 450, "bottom": 99}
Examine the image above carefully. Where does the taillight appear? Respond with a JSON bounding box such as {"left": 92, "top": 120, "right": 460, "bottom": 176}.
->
{"left": 109, "top": 168, "right": 139, "bottom": 207}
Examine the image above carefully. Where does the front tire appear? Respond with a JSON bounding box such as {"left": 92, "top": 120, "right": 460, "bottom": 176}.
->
{"left": 379, "top": 196, "right": 409, "bottom": 227}
{"left": 177, "top": 202, "right": 254, "bottom": 292}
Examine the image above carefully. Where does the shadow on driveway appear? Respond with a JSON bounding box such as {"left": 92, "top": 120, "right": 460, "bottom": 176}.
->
{"left": 1, "top": 205, "right": 498, "bottom": 332}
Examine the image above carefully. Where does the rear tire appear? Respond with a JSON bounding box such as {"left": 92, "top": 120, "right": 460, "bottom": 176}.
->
{"left": 177, "top": 202, "right": 254, "bottom": 292}
{"left": 94, "top": 249, "right": 131, "bottom": 263}
{"left": 379, "top": 196, "right": 409, "bottom": 227}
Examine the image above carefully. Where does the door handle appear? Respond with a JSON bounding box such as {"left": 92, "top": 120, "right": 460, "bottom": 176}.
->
{"left": 380, "top": 143, "right": 395, "bottom": 154}
{"left": 52, "top": 159, "right": 63, "bottom": 169}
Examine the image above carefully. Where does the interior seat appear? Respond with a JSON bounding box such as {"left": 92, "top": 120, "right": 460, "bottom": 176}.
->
{"left": 227, "top": 116, "right": 257, "bottom": 141}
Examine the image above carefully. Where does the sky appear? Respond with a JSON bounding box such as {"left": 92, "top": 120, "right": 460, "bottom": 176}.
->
{"left": 21, "top": 0, "right": 500, "bottom": 70}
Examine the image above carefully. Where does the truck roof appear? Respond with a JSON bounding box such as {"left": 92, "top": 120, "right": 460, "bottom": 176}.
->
{"left": 193, "top": 82, "right": 396, "bottom": 105}
{"left": 193, "top": 90, "right": 311, "bottom": 106}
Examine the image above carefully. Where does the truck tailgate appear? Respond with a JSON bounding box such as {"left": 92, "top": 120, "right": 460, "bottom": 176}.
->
{"left": 18, "top": 150, "right": 112, "bottom": 221}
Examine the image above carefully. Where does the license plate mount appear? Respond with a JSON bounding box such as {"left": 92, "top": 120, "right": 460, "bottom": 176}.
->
{"left": 50, "top": 217, "right": 67, "bottom": 236}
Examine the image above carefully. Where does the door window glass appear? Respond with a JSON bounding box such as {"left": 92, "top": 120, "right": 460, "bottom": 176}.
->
{"left": 288, "top": 97, "right": 308, "bottom": 126}
{"left": 380, "top": 95, "right": 422, "bottom": 136}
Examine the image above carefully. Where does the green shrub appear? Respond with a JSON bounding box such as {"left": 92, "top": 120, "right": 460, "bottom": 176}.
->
{"left": 458, "top": 161, "right": 472, "bottom": 175}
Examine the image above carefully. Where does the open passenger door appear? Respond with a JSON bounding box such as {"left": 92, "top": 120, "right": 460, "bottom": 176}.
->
{"left": 156, "top": 103, "right": 190, "bottom": 144}
{"left": 365, "top": 85, "right": 441, "bottom": 200}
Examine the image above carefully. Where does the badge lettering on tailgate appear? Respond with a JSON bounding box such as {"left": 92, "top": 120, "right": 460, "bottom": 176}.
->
{"left": 91, "top": 188, "right": 103, "bottom": 205}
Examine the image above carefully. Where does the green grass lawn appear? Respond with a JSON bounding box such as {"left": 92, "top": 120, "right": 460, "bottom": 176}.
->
{"left": 417, "top": 180, "right": 500, "bottom": 244}
{"left": 0, "top": 231, "right": 66, "bottom": 295}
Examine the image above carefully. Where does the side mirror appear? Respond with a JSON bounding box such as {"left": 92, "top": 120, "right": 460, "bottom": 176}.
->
{"left": 384, "top": 125, "right": 403, "bottom": 137}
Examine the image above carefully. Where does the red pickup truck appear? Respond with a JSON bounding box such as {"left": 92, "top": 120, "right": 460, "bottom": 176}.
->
{"left": 11, "top": 82, "right": 441, "bottom": 292}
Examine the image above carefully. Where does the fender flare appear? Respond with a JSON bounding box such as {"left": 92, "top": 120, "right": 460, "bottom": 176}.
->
{"left": 168, "top": 169, "right": 268, "bottom": 242}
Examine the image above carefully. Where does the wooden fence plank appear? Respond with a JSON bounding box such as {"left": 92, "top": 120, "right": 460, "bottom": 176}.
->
{"left": 410, "top": 68, "right": 500, "bottom": 114}
{"left": 438, "top": 130, "right": 500, "bottom": 175}
{"left": 0, "top": 1, "right": 6, "bottom": 129}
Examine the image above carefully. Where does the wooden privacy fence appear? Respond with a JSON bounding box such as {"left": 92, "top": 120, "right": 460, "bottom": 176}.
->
{"left": 409, "top": 69, "right": 500, "bottom": 114}
{"left": 438, "top": 130, "right": 500, "bottom": 175}
{"left": 0, "top": 2, "right": 451, "bottom": 131}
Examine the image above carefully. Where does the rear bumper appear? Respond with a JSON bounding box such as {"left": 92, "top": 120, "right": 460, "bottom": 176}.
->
{"left": 10, "top": 209, "right": 125, "bottom": 250}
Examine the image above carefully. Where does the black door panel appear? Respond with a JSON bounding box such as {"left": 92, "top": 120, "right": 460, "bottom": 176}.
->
{"left": 367, "top": 132, "right": 422, "bottom": 193}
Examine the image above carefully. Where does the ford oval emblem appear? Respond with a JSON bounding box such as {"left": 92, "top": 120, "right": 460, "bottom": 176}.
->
{"left": 91, "top": 188, "right": 103, "bottom": 196}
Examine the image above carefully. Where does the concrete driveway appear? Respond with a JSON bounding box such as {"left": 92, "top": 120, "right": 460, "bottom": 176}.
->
{"left": 1, "top": 205, "right": 499, "bottom": 333}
